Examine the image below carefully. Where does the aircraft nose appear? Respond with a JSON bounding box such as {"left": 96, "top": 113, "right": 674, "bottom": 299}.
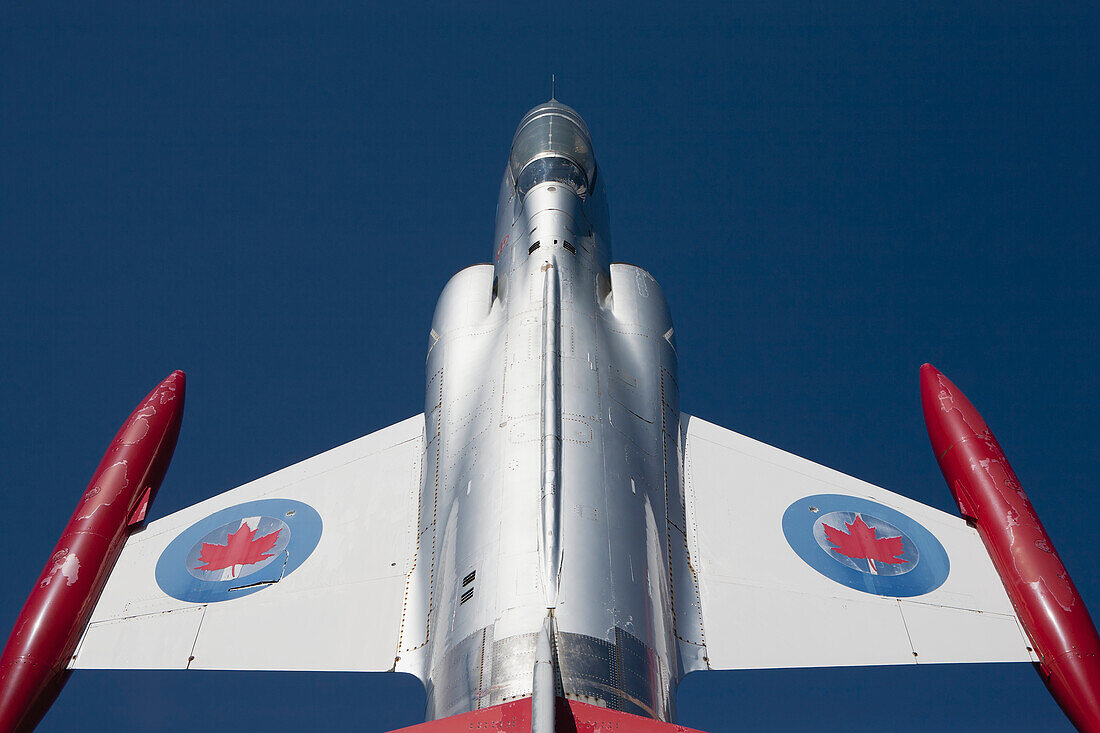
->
{"left": 509, "top": 100, "right": 596, "bottom": 199}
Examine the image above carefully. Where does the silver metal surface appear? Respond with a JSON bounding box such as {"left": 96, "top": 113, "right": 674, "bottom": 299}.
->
{"left": 539, "top": 260, "right": 562, "bottom": 607}
{"left": 531, "top": 614, "right": 555, "bottom": 733}
{"left": 395, "top": 100, "right": 703, "bottom": 723}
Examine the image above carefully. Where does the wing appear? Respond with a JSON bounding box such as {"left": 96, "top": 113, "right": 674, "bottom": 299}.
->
{"left": 681, "top": 414, "right": 1036, "bottom": 671}
{"left": 70, "top": 415, "right": 423, "bottom": 673}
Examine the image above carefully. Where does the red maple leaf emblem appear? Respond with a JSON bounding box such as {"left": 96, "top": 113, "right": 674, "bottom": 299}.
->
{"left": 195, "top": 524, "right": 281, "bottom": 576}
{"left": 822, "top": 515, "right": 907, "bottom": 571}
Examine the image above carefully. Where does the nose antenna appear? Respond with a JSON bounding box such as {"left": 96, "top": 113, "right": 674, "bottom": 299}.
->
{"left": 550, "top": 73, "right": 556, "bottom": 101}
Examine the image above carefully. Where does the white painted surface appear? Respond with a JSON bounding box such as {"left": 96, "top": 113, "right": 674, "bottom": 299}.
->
{"left": 902, "top": 601, "right": 1034, "bottom": 665}
{"left": 71, "top": 415, "right": 424, "bottom": 673}
{"left": 72, "top": 607, "right": 205, "bottom": 669}
{"left": 682, "top": 414, "right": 1034, "bottom": 671}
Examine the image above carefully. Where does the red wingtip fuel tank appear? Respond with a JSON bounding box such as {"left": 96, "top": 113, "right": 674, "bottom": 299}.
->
{"left": 920, "top": 363, "right": 1100, "bottom": 732}
{"left": 0, "top": 371, "right": 186, "bottom": 733}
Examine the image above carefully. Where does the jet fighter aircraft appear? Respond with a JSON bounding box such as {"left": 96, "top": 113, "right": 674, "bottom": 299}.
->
{"left": 2, "top": 100, "right": 1098, "bottom": 732}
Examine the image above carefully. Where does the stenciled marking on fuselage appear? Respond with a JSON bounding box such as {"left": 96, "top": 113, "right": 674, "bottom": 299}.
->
{"left": 156, "top": 498, "right": 322, "bottom": 603}
{"left": 782, "top": 494, "right": 949, "bottom": 597}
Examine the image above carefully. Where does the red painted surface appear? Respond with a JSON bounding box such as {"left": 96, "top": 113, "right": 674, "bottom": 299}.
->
{"left": 0, "top": 371, "right": 186, "bottom": 733}
{"left": 822, "top": 516, "right": 908, "bottom": 565}
{"left": 389, "top": 697, "right": 707, "bottom": 733}
{"left": 195, "top": 524, "right": 281, "bottom": 573}
{"left": 127, "top": 485, "right": 152, "bottom": 526}
{"left": 921, "top": 364, "right": 1100, "bottom": 732}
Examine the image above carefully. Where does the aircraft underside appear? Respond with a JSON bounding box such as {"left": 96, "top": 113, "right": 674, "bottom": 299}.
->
{"left": 2, "top": 100, "right": 1098, "bottom": 733}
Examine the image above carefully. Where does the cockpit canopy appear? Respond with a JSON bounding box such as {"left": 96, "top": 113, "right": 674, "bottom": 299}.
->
{"left": 509, "top": 100, "right": 596, "bottom": 198}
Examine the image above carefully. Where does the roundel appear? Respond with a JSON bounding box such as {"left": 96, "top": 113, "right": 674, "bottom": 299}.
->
{"left": 782, "top": 494, "right": 949, "bottom": 597}
{"left": 156, "top": 498, "right": 322, "bottom": 603}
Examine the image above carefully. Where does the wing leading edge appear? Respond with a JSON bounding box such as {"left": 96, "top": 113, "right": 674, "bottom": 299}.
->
{"left": 70, "top": 415, "right": 424, "bottom": 673}
{"left": 680, "top": 414, "right": 1035, "bottom": 672}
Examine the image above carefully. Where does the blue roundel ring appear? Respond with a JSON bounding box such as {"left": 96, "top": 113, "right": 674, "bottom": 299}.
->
{"left": 156, "top": 499, "right": 323, "bottom": 603}
{"left": 782, "top": 494, "right": 949, "bottom": 597}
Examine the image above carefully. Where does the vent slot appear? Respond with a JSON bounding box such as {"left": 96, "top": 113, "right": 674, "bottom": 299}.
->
{"left": 563, "top": 241, "right": 576, "bottom": 254}
{"left": 460, "top": 588, "right": 474, "bottom": 605}
{"left": 462, "top": 570, "right": 476, "bottom": 587}
{"left": 529, "top": 242, "right": 541, "bottom": 254}
{"left": 228, "top": 579, "right": 278, "bottom": 592}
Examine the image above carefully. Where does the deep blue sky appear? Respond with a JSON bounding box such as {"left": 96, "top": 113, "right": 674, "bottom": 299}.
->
{"left": 2, "top": 2, "right": 1097, "bottom": 731}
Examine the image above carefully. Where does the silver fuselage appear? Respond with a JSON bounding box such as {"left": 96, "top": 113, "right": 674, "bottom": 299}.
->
{"left": 395, "top": 106, "right": 704, "bottom": 721}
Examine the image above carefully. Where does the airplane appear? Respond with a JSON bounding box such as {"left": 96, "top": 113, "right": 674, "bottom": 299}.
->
{"left": 1, "top": 99, "right": 1098, "bottom": 733}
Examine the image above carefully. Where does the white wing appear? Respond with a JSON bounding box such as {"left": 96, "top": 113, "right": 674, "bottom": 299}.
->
{"left": 681, "top": 414, "right": 1036, "bottom": 671}
{"left": 70, "top": 415, "right": 423, "bottom": 673}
